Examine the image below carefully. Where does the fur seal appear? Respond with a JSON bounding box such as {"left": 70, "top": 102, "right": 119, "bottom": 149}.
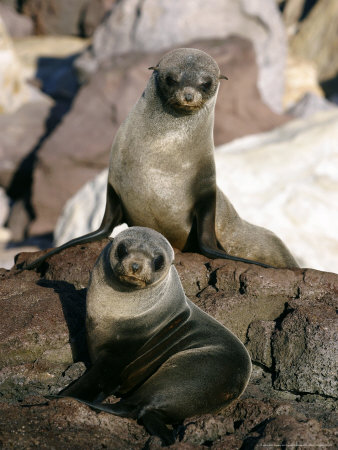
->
{"left": 24, "top": 48, "right": 298, "bottom": 270}
{"left": 49, "top": 227, "right": 252, "bottom": 445}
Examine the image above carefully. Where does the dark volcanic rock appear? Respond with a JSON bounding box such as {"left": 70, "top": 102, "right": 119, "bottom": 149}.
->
{"left": 0, "top": 243, "right": 336, "bottom": 448}
{"left": 0, "top": 396, "right": 148, "bottom": 449}
{"left": 16, "top": 238, "right": 110, "bottom": 289}
{"left": 249, "top": 415, "right": 337, "bottom": 449}
{"left": 272, "top": 295, "right": 337, "bottom": 398}
{"left": 30, "top": 36, "right": 288, "bottom": 235}
{"left": 246, "top": 320, "right": 275, "bottom": 369}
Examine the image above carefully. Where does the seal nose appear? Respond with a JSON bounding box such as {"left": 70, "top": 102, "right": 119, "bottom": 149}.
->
{"left": 185, "top": 92, "right": 193, "bottom": 102}
{"left": 132, "top": 262, "right": 140, "bottom": 273}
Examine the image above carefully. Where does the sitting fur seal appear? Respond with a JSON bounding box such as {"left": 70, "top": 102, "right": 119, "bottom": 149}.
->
{"left": 49, "top": 227, "right": 252, "bottom": 445}
{"left": 25, "top": 48, "right": 298, "bottom": 270}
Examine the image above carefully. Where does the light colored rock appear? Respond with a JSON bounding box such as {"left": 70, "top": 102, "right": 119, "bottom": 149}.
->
{"left": 0, "top": 97, "right": 53, "bottom": 189}
{"left": 77, "top": 0, "right": 287, "bottom": 112}
{"left": 12, "top": 36, "right": 90, "bottom": 81}
{"left": 290, "top": 0, "right": 338, "bottom": 82}
{"left": 0, "top": 16, "right": 31, "bottom": 114}
{"left": 215, "top": 109, "right": 338, "bottom": 273}
{"left": 287, "top": 92, "right": 336, "bottom": 118}
{"left": 0, "top": 3, "right": 33, "bottom": 38}
{"left": 55, "top": 110, "right": 338, "bottom": 274}
{"left": 283, "top": 53, "right": 324, "bottom": 110}
{"left": 282, "top": 0, "right": 305, "bottom": 37}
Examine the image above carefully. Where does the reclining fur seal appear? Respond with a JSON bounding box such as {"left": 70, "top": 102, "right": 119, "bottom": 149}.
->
{"left": 24, "top": 48, "right": 298, "bottom": 270}
{"left": 48, "top": 227, "right": 252, "bottom": 445}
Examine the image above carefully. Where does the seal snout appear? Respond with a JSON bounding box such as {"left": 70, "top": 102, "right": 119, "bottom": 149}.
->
{"left": 184, "top": 92, "right": 194, "bottom": 102}
{"left": 132, "top": 262, "right": 140, "bottom": 273}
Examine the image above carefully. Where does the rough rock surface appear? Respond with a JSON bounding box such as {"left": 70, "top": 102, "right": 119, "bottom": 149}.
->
{"left": 77, "top": 0, "right": 287, "bottom": 113}
{"left": 0, "top": 241, "right": 336, "bottom": 448}
{"left": 272, "top": 294, "right": 337, "bottom": 397}
{"left": 53, "top": 109, "right": 338, "bottom": 273}
{"left": 30, "top": 36, "right": 288, "bottom": 236}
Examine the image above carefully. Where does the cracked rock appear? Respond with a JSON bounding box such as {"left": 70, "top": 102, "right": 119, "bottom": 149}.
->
{"left": 246, "top": 320, "right": 275, "bottom": 369}
{"left": 272, "top": 297, "right": 338, "bottom": 398}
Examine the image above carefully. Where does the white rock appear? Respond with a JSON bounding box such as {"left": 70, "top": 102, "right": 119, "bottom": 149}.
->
{"left": 55, "top": 110, "right": 338, "bottom": 273}
{"left": 0, "top": 16, "right": 30, "bottom": 114}
{"left": 215, "top": 109, "right": 338, "bottom": 273}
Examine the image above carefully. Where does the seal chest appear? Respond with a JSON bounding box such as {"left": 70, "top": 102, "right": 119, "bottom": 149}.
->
{"left": 56, "top": 227, "right": 252, "bottom": 446}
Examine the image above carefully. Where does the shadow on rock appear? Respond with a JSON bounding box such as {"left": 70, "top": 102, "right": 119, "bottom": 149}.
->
{"left": 37, "top": 279, "right": 90, "bottom": 366}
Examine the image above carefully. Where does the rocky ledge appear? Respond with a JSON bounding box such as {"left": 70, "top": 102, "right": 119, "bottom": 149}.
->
{"left": 0, "top": 242, "right": 337, "bottom": 448}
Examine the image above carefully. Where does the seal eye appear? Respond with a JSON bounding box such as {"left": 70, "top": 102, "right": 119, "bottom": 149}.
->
{"left": 166, "top": 75, "right": 178, "bottom": 86}
{"left": 116, "top": 243, "right": 128, "bottom": 260}
{"left": 200, "top": 80, "right": 212, "bottom": 91}
{"left": 153, "top": 254, "right": 164, "bottom": 271}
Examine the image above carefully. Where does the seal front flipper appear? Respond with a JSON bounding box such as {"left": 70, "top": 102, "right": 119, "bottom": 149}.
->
{"left": 22, "top": 184, "right": 125, "bottom": 271}
{"left": 194, "top": 190, "right": 274, "bottom": 268}
{"left": 59, "top": 351, "right": 121, "bottom": 402}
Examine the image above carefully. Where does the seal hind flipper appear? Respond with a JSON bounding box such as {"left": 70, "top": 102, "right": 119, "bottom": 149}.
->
{"left": 23, "top": 184, "right": 125, "bottom": 270}
{"left": 195, "top": 190, "right": 274, "bottom": 268}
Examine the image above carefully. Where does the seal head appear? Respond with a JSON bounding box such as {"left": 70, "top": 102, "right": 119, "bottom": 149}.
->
{"left": 109, "top": 227, "right": 174, "bottom": 289}
{"left": 151, "top": 48, "right": 221, "bottom": 114}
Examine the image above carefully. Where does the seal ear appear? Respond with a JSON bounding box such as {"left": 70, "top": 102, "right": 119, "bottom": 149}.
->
{"left": 219, "top": 74, "right": 228, "bottom": 80}
{"left": 148, "top": 66, "right": 159, "bottom": 72}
